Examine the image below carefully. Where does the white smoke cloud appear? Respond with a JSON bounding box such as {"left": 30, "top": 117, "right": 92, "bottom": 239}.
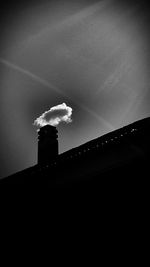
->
{"left": 33, "top": 103, "right": 73, "bottom": 127}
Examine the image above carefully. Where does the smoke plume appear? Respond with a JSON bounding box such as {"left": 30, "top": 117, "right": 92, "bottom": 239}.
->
{"left": 33, "top": 103, "right": 73, "bottom": 127}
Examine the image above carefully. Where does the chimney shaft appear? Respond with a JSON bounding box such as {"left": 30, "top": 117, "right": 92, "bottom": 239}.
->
{"left": 38, "top": 125, "right": 58, "bottom": 165}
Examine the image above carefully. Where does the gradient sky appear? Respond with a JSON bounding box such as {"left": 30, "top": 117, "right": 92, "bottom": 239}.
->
{"left": 0, "top": 0, "right": 150, "bottom": 178}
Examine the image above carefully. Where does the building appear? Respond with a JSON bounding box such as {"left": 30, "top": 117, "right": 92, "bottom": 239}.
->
{"left": 0, "top": 117, "right": 149, "bottom": 186}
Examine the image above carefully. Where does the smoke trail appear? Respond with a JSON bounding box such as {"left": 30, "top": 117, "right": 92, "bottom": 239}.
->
{"left": 33, "top": 103, "right": 73, "bottom": 127}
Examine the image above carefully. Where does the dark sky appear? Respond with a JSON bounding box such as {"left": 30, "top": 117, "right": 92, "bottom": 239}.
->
{"left": 0, "top": 0, "right": 150, "bottom": 178}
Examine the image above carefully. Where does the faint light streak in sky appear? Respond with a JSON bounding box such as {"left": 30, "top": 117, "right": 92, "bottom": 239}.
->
{"left": 0, "top": 57, "right": 114, "bottom": 131}
{"left": 0, "top": 57, "right": 62, "bottom": 94}
{"left": 24, "top": 0, "right": 111, "bottom": 44}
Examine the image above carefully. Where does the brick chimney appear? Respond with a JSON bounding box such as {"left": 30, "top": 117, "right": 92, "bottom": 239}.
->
{"left": 37, "top": 125, "right": 58, "bottom": 165}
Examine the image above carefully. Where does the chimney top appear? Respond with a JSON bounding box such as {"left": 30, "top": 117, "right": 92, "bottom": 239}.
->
{"left": 38, "top": 125, "right": 58, "bottom": 139}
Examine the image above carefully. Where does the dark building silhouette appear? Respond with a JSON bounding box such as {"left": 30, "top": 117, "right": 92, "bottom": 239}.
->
{"left": 0, "top": 117, "right": 150, "bottom": 187}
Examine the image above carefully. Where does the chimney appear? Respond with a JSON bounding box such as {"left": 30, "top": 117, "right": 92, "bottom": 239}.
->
{"left": 37, "top": 125, "right": 58, "bottom": 165}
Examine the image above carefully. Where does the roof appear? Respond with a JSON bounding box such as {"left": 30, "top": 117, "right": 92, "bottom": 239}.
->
{"left": 38, "top": 116, "right": 150, "bottom": 169}
{"left": 1, "top": 117, "right": 150, "bottom": 184}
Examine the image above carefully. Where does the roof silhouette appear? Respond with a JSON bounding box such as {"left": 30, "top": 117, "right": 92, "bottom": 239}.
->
{"left": 0, "top": 117, "right": 150, "bottom": 186}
